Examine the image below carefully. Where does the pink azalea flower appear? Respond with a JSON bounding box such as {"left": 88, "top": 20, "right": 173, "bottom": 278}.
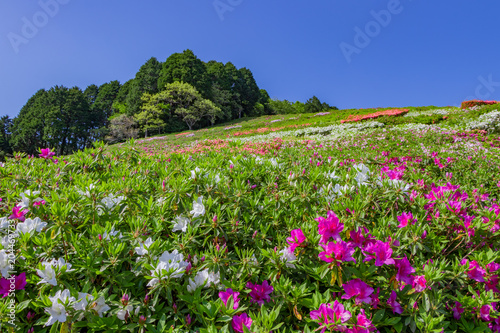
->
{"left": 219, "top": 288, "right": 240, "bottom": 309}
{"left": 246, "top": 280, "right": 273, "bottom": 306}
{"left": 452, "top": 301, "right": 464, "bottom": 320}
{"left": 9, "top": 206, "right": 27, "bottom": 222}
{"left": 481, "top": 304, "right": 492, "bottom": 321}
{"left": 486, "top": 275, "right": 500, "bottom": 293}
{"left": 412, "top": 275, "right": 428, "bottom": 292}
{"left": 397, "top": 212, "right": 416, "bottom": 228}
{"left": 232, "top": 313, "right": 252, "bottom": 333}
{"left": 318, "top": 241, "right": 356, "bottom": 265}
{"left": 352, "top": 309, "right": 376, "bottom": 332}
{"left": 349, "top": 228, "right": 367, "bottom": 248}
{"left": 310, "top": 301, "right": 351, "bottom": 333}
{"left": 371, "top": 288, "right": 380, "bottom": 309}
{"left": 33, "top": 200, "right": 46, "bottom": 208}
{"left": 466, "top": 261, "right": 486, "bottom": 282}
{"left": 395, "top": 257, "right": 415, "bottom": 285}
{"left": 316, "top": 211, "right": 344, "bottom": 244}
{"left": 341, "top": 279, "right": 374, "bottom": 305}
{"left": 39, "top": 148, "right": 55, "bottom": 159}
{"left": 363, "top": 240, "right": 395, "bottom": 266}
{"left": 0, "top": 273, "right": 27, "bottom": 297}
{"left": 286, "top": 229, "right": 306, "bottom": 252}
{"left": 488, "top": 262, "right": 500, "bottom": 273}
{"left": 387, "top": 290, "right": 403, "bottom": 314}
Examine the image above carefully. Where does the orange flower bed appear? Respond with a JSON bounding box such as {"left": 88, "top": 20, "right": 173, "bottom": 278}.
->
{"left": 341, "top": 109, "right": 409, "bottom": 123}
{"left": 175, "top": 132, "right": 194, "bottom": 137}
{"left": 231, "top": 124, "right": 311, "bottom": 137}
{"left": 461, "top": 100, "right": 499, "bottom": 109}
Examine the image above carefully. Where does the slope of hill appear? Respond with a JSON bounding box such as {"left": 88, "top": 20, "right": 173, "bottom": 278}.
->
{"left": 3, "top": 103, "right": 500, "bottom": 332}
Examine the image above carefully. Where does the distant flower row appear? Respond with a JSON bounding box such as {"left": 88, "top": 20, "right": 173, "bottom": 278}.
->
{"left": 341, "top": 109, "right": 409, "bottom": 123}
{"left": 461, "top": 100, "right": 500, "bottom": 109}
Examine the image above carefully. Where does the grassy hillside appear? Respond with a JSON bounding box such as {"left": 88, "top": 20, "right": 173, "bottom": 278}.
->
{"left": 3, "top": 103, "right": 500, "bottom": 332}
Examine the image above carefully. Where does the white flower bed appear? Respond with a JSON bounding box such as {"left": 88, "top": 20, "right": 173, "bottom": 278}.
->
{"left": 465, "top": 110, "right": 500, "bottom": 133}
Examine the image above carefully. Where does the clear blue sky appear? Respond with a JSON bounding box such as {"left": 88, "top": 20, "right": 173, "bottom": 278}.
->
{"left": 1, "top": 1, "right": 499, "bottom": 118}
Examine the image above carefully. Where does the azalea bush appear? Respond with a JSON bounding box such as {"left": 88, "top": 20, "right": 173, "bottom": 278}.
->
{"left": 461, "top": 100, "right": 499, "bottom": 109}
{"left": 340, "top": 109, "right": 409, "bottom": 124}
{"left": 1, "top": 109, "right": 500, "bottom": 332}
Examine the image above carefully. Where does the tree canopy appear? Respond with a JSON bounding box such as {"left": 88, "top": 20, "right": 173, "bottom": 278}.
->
{"left": 1, "top": 49, "right": 336, "bottom": 156}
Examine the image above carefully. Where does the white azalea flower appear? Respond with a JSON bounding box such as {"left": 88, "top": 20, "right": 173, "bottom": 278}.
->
{"left": 1, "top": 234, "right": 18, "bottom": 250}
{"left": 135, "top": 237, "right": 154, "bottom": 256}
{"left": 45, "top": 289, "right": 75, "bottom": 326}
{"left": 187, "top": 268, "right": 221, "bottom": 292}
{"left": 214, "top": 174, "right": 221, "bottom": 184}
{"left": 187, "top": 270, "right": 209, "bottom": 292}
{"left": 92, "top": 296, "right": 110, "bottom": 317}
{"left": 52, "top": 258, "right": 74, "bottom": 272}
{"left": 103, "top": 227, "right": 123, "bottom": 240}
{"left": 117, "top": 305, "right": 134, "bottom": 320}
{"left": 16, "top": 217, "right": 48, "bottom": 234}
{"left": 77, "top": 184, "right": 95, "bottom": 198}
{"left": 325, "top": 171, "right": 339, "bottom": 181}
{"left": 37, "top": 263, "right": 58, "bottom": 286}
{"left": 73, "top": 293, "right": 92, "bottom": 311}
{"left": 190, "top": 196, "right": 205, "bottom": 218}
{"left": 18, "top": 190, "right": 42, "bottom": 209}
{"left": 0, "top": 217, "right": 9, "bottom": 230}
{"left": 101, "top": 194, "right": 125, "bottom": 210}
{"left": 147, "top": 250, "right": 189, "bottom": 286}
{"left": 0, "top": 250, "right": 11, "bottom": 278}
{"left": 353, "top": 163, "right": 370, "bottom": 175}
{"left": 190, "top": 167, "right": 201, "bottom": 179}
{"left": 269, "top": 158, "right": 279, "bottom": 167}
{"left": 45, "top": 300, "right": 67, "bottom": 326}
{"left": 172, "top": 216, "right": 190, "bottom": 233}
{"left": 355, "top": 172, "right": 369, "bottom": 186}
{"left": 279, "top": 247, "right": 297, "bottom": 268}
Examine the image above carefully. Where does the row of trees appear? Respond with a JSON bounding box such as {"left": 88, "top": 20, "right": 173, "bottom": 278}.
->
{"left": 1, "top": 50, "right": 336, "bottom": 157}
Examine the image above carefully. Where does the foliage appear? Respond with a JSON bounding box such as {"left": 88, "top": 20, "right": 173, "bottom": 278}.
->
{"left": 106, "top": 114, "right": 139, "bottom": 143}
{"left": 3, "top": 117, "right": 500, "bottom": 332}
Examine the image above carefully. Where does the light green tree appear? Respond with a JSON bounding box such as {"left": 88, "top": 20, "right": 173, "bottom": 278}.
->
{"left": 134, "top": 93, "right": 166, "bottom": 138}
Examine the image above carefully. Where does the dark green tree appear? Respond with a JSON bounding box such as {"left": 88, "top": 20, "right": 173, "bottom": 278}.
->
{"left": 10, "top": 89, "right": 50, "bottom": 154}
{"left": 84, "top": 84, "right": 99, "bottom": 106}
{"left": 43, "top": 86, "right": 93, "bottom": 154}
{"left": 158, "top": 50, "right": 210, "bottom": 98}
{"left": 236, "top": 68, "right": 260, "bottom": 117}
{"left": 0, "top": 116, "right": 13, "bottom": 159}
{"left": 95, "top": 80, "right": 121, "bottom": 119}
{"left": 126, "top": 57, "right": 162, "bottom": 116}
{"left": 304, "top": 96, "right": 324, "bottom": 113}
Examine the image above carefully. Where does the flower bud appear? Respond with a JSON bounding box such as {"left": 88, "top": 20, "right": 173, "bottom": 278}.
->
{"left": 121, "top": 294, "right": 129, "bottom": 306}
{"left": 213, "top": 215, "right": 217, "bottom": 223}
{"left": 173, "top": 303, "right": 178, "bottom": 313}
{"left": 139, "top": 315, "right": 147, "bottom": 326}
{"left": 98, "top": 234, "right": 102, "bottom": 241}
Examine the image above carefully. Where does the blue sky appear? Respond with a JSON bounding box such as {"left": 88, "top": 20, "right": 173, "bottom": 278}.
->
{"left": 1, "top": 1, "right": 499, "bottom": 118}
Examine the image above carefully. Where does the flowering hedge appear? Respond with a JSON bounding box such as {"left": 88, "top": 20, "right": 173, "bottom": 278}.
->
{"left": 341, "top": 109, "right": 409, "bottom": 123}
{"left": 461, "top": 100, "right": 500, "bottom": 109}
{"left": 1, "top": 121, "right": 500, "bottom": 332}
